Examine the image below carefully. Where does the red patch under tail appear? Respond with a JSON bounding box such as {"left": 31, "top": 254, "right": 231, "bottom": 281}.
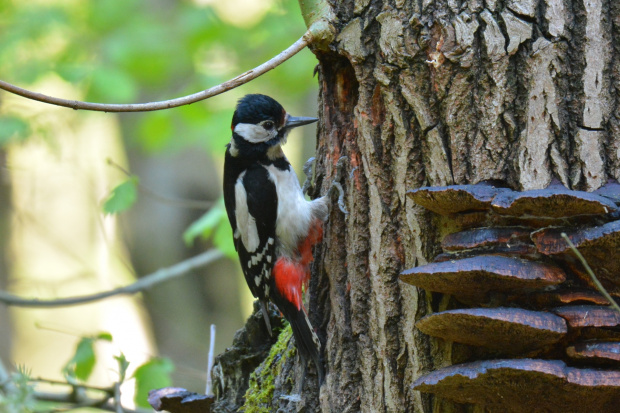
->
{"left": 299, "top": 218, "right": 323, "bottom": 267}
{"left": 273, "top": 258, "right": 305, "bottom": 310}
{"left": 273, "top": 219, "right": 324, "bottom": 310}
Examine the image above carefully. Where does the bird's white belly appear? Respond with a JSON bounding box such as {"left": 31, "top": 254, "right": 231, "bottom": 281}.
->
{"left": 264, "top": 164, "right": 313, "bottom": 257}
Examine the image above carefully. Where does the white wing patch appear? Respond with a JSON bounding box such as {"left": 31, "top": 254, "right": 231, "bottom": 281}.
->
{"left": 234, "top": 172, "right": 260, "bottom": 252}
{"left": 261, "top": 263, "right": 271, "bottom": 284}
{"left": 247, "top": 237, "right": 274, "bottom": 269}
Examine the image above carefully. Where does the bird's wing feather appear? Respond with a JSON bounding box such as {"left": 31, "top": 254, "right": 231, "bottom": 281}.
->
{"left": 234, "top": 164, "right": 278, "bottom": 300}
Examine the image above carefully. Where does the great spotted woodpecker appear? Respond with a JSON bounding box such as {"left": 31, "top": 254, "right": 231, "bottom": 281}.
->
{"left": 223, "top": 94, "right": 326, "bottom": 383}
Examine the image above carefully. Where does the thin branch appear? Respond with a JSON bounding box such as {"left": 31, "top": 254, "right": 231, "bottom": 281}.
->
{"left": 32, "top": 377, "right": 113, "bottom": 393}
{"left": 561, "top": 233, "right": 620, "bottom": 313}
{"left": 0, "top": 249, "right": 224, "bottom": 307}
{"left": 29, "top": 377, "right": 146, "bottom": 413}
{"left": 0, "top": 368, "right": 135, "bottom": 413}
{"left": 0, "top": 31, "right": 312, "bottom": 113}
{"left": 0, "top": 357, "right": 14, "bottom": 393}
{"left": 34, "top": 389, "right": 110, "bottom": 410}
{"left": 107, "top": 159, "right": 212, "bottom": 210}
{"left": 34, "top": 390, "right": 150, "bottom": 413}
{"left": 114, "top": 382, "right": 124, "bottom": 413}
{"left": 205, "top": 324, "right": 216, "bottom": 396}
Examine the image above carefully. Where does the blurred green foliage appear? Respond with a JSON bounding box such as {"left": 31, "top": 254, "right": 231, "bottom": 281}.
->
{"left": 103, "top": 177, "right": 139, "bottom": 214}
{"left": 0, "top": 1, "right": 316, "bottom": 409}
{"left": 62, "top": 333, "right": 113, "bottom": 383}
{"left": 1, "top": 334, "right": 175, "bottom": 411}
{"left": 0, "top": 0, "right": 317, "bottom": 153}
{"left": 133, "top": 357, "right": 174, "bottom": 408}
{"left": 0, "top": 116, "right": 29, "bottom": 146}
{"left": 0, "top": 367, "right": 36, "bottom": 413}
{"left": 183, "top": 198, "right": 236, "bottom": 258}
{"left": 0, "top": 0, "right": 318, "bottom": 258}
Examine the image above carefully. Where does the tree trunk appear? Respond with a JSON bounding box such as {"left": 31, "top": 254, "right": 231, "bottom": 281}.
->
{"left": 215, "top": 0, "right": 619, "bottom": 412}
{"left": 0, "top": 151, "right": 13, "bottom": 364}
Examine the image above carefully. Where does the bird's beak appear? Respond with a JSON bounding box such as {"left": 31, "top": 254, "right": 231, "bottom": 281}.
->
{"left": 283, "top": 115, "right": 318, "bottom": 130}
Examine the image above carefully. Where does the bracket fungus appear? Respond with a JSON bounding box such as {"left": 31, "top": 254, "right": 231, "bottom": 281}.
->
{"left": 148, "top": 387, "right": 214, "bottom": 413}
{"left": 434, "top": 226, "right": 538, "bottom": 261}
{"left": 566, "top": 341, "right": 620, "bottom": 365}
{"left": 440, "top": 226, "right": 532, "bottom": 251}
{"left": 524, "top": 289, "right": 610, "bottom": 307}
{"left": 416, "top": 307, "right": 567, "bottom": 354}
{"left": 552, "top": 305, "right": 620, "bottom": 329}
{"left": 490, "top": 184, "right": 617, "bottom": 218}
{"left": 407, "top": 183, "right": 508, "bottom": 215}
{"left": 402, "top": 181, "right": 620, "bottom": 411}
{"left": 408, "top": 181, "right": 617, "bottom": 219}
{"left": 412, "top": 359, "right": 620, "bottom": 413}
{"left": 533, "top": 221, "right": 620, "bottom": 294}
{"left": 400, "top": 255, "right": 565, "bottom": 302}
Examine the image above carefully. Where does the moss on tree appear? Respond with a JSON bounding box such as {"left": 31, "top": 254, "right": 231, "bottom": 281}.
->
{"left": 242, "top": 325, "right": 296, "bottom": 412}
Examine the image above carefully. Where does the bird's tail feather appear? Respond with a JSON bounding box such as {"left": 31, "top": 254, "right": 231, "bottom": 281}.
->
{"left": 259, "top": 300, "right": 272, "bottom": 336}
{"left": 287, "top": 305, "right": 324, "bottom": 385}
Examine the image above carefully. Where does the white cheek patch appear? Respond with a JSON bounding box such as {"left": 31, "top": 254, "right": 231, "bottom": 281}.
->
{"left": 234, "top": 173, "right": 260, "bottom": 252}
{"left": 234, "top": 123, "right": 277, "bottom": 143}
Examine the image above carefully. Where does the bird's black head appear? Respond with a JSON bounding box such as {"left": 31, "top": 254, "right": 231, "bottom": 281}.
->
{"left": 232, "top": 94, "right": 285, "bottom": 130}
{"left": 229, "top": 94, "right": 317, "bottom": 159}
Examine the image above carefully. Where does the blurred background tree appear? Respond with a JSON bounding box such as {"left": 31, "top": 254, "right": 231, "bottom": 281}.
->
{"left": 0, "top": 0, "right": 318, "bottom": 409}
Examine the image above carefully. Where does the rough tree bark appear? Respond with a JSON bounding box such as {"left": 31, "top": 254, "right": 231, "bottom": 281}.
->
{"left": 214, "top": 0, "right": 619, "bottom": 412}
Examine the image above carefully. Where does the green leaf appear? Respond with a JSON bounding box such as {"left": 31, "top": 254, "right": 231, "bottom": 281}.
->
{"left": 0, "top": 116, "right": 29, "bottom": 146}
{"left": 213, "top": 219, "right": 237, "bottom": 259}
{"left": 137, "top": 112, "right": 173, "bottom": 152}
{"left": 115, "top": 353, "right": 130, "bottom": 383}
{"left": 183, "top": 199, "right": 236, "bottom": 257}
{"left": 63, "top": 338, "right": 96, "bottom": 383}
{"left": 87, "top": 66, "right": 137, "bottom": 103}
{"left": 87, "top": 0, "right": 139, "bottom": 32}
{"left": 183, "top": 201, "right": 226, "bottom": 246}
{"left": 103, "top": 178, "right": 138, "bottom": 215}
{"left": 56, "top": 63, "right": 90, "bottom": 83}
{"left": 133, "top": 358, "right": 174, "bottom": 408}
{"left": 97, "top": 332, "right": 113, "bottom": 341}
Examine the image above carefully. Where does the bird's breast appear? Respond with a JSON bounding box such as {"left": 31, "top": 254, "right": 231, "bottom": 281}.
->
{"left": 264, "top": 164, "right": 313, "bottom": 257}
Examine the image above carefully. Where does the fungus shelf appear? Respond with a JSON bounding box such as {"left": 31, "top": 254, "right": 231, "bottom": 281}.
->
{"left": 402, "top": 181, "right": 620, "bottom": 412}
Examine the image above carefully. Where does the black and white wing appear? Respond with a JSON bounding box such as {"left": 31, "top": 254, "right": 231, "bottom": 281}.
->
{"left": 225, "top": 164, "right": 278, "bottom": 301}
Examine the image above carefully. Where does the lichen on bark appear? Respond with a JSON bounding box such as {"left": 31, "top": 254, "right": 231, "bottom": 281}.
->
{"left": 241, "top": 326, "right": 297, "bottom": 413}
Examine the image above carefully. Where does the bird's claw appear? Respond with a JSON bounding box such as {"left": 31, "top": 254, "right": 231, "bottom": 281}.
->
{"left": 280, "top": 394, "right": 302, "bottom": 402}
{"left": 330, "top": 156, "right": 349, "bottom": 216}
{"left": 330, "top": 182, "right": 347, "bottom": 215}
{"left": 303, "top": 155, "right": 348, "bottom": 215}
{"left": 302, "top": 157, "right": 316, "bottom": 196}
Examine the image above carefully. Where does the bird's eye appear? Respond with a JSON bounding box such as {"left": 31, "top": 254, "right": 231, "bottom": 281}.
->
{"left": 263, "top": 121, "right": 274, "bottom": 130}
